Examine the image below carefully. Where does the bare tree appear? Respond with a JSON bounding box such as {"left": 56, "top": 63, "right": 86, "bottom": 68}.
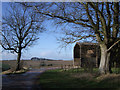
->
{"left": 22, "top": 2, "right": 119, "bottom": 74}
{"left": 0, "top": 3, "right": 45, "bottom": 70}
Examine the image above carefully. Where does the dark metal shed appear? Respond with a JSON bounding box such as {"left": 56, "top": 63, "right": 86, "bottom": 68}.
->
{"left": 73, "top": 42, "right": 100, "bottom": 68}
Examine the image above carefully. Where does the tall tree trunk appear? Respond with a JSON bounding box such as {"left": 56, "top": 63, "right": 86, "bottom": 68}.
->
{"left": 16, "top": 50, "right": 21, "bottom": 71}
{"left": 105, "top": 51, "right": 112, "bottom": 73}
{"left": 99, "top": 44, "right": 112, "bottom": 74}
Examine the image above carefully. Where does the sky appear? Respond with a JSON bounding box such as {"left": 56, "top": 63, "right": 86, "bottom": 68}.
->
{"left": 1, "top": 2, "right": 75, "bottom": 60}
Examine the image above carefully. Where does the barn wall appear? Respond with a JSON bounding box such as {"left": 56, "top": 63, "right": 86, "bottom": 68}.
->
{"left": 74, "top": 43, "right": 100, "bottom": 68}
{"left": 74, "top": 58, "right": 81, "bottom": 67}
{"left": 74, "top": 44, "right": 81, "bottom": 66}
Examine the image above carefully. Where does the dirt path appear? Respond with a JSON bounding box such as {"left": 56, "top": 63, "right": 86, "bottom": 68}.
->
{"left": 2, "top": 67, "right": 59, "bottom": 90}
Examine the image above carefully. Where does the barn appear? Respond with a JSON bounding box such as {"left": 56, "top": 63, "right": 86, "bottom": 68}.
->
{"left": 73, "top": 42, "right": 100, "bottom": 68}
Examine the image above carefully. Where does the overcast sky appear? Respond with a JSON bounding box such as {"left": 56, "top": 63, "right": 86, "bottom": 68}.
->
{"left": 1, "top": 2, "right": 75, "bottom": 60}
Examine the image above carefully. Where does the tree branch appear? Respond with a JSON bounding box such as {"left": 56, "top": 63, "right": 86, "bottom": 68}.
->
{"left": 107, "top": 39, "right": 120, "bottom": 52}
{"left": 34, "top": 6, "right": 93, "bottom": 28}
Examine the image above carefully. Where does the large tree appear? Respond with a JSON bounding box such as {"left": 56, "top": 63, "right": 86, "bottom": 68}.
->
{"left": 0, "top": 3, "right": 45, "bottom": 70}
{"left": 22, "top": 2, "right": 120, "bottom": 74}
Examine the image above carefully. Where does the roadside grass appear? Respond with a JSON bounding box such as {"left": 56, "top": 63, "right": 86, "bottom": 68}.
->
{"left": 2, "top": 63, "right": 11, "bottom": 71}
{"left": 1, "top": 69, "right": 28, "bottom": 75}
{"left": 1, "top": 63, "right": 29, "bottom": 75}
{"left": 112, "top": 68, "right": 120, "bottom": 74}
{"left": 38, "top": 68, "right": 120, "bottom": 89}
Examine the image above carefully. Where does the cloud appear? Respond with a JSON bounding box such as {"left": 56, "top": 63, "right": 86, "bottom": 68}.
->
{"left": 40, "top": 51, "right": 53, "bottom": 57}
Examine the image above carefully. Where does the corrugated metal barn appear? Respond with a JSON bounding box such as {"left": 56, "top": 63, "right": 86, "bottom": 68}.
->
{"left": 73, "top": 42, "right": 100, "bottom": 68}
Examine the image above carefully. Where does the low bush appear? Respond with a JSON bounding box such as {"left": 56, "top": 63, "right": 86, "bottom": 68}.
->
{"left": 40, "top": 64, "right": 46, "bottom": 66}
{"left": 48, "top": 64, "right": 53, "bottom": 66}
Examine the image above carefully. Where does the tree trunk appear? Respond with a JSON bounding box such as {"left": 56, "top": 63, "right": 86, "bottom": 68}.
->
{"left": 99, "top": 44, "right": 112, "bottom": 74}
{"left": 105, "top": 51, "right": 112, "bottom": 73}
{"left": 16, "top": 51, "right": 21, "bottom": 71}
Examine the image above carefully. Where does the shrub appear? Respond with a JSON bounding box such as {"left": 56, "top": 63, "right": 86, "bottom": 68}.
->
{"left": 48, "top": 64, "right": 53, "bottom": 66}
{"left": 40, "top": 63, "right": 46, "bottom": 66}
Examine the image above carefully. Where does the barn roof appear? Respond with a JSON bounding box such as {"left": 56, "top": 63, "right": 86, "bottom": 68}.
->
{"left": 76, "top": 42, "right": 99, "bottom": 46}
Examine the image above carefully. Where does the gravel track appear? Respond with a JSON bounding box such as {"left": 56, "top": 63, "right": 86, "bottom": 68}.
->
{"left": 2, "top": 67, "right": 59, "bottom": 90}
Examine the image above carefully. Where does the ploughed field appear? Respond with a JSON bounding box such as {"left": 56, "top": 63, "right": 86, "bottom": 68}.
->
{"left": 1, "top": 60, "right": 73, "bottom": 71}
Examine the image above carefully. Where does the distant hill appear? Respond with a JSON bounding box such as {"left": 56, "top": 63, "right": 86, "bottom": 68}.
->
{"left": 31, "top": 57, "right": 64, "bottom": 61}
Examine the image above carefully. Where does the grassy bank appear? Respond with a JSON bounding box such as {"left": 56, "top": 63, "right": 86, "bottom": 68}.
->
{"left": 2, "top": 63, "right": 29, "bottom": 75}
{"left": 2, "top": 63, "right": 11, "bottom": 71}
{"left": 38, "top": 68, "right": 120, "bottom": 89}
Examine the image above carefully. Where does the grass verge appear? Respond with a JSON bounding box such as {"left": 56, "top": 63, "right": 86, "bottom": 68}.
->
{"left": 2, "top": 64, "right": 11, "bottom": 71}
{"left": 38, "top": 68, "right": 120, "bottom": 89}
{"left": 1, "top": 67, "right": 29, "bottom": 75}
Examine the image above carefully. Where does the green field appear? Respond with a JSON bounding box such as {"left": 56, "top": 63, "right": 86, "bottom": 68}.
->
{"left": 38, "top": 68, "right": 120, "bottom": 89}
{"left": 2, "top": 63, "right": 11, "bottom": 71}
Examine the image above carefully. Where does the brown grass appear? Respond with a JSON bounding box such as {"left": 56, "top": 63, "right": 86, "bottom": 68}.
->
{"left": 71, "top": 72, "right": 120, "bottom": 84}
{"left": 96, "top": 74, "right": 120, "bottom": 82}
{"left": 71, "top": 73, "right": 94, "bottom": 80}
